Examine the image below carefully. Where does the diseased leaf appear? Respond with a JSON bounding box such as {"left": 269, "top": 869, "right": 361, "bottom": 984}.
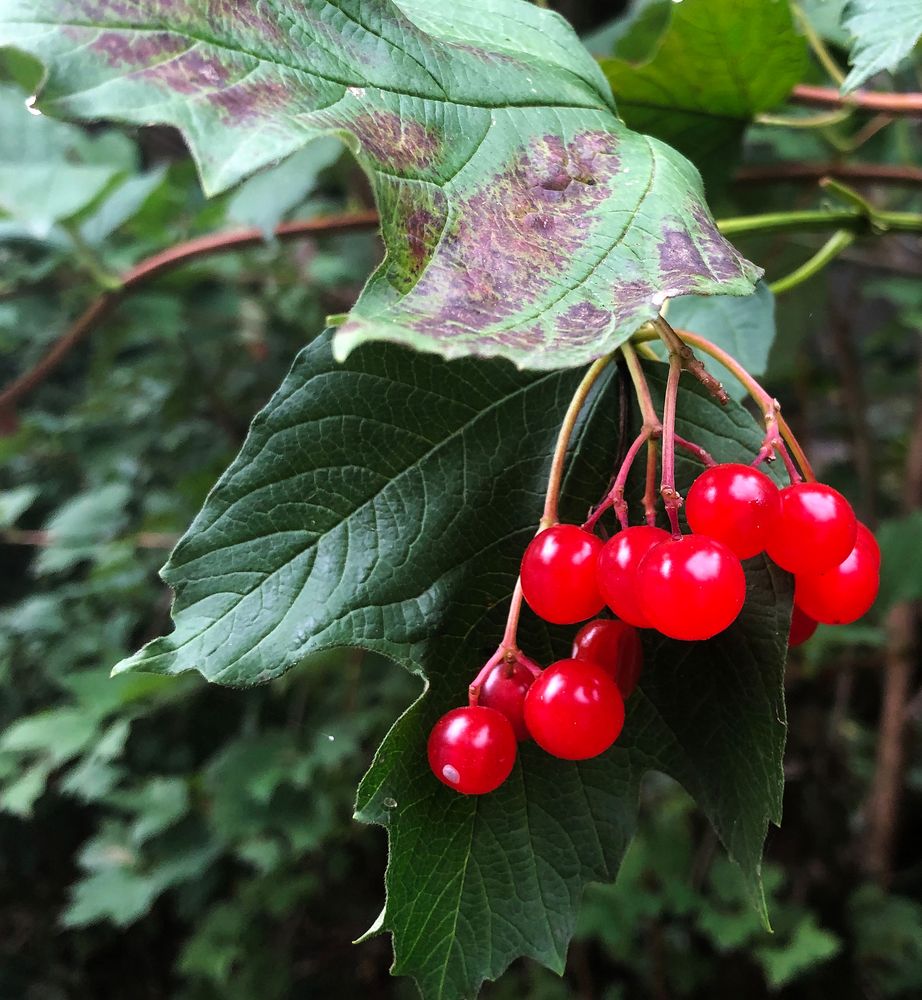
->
{"left": 600, "top": 0, "right": 809, "bottom": 185}
{"left": 0, "top": 0, "right": 759, "bottom": 368}
{"left": 841, "top": 0, "right": 922, "bottom": 93}
{"left": 114, "top": 334, "right": 789, "bottom": 998}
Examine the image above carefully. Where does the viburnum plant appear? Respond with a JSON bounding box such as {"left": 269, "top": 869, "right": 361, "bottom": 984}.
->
{"left": 0, "top": 0, "right": 915, "bottom": 996}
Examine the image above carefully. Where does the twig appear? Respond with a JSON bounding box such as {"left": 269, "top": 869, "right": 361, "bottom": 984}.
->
{"left": 864, "top": 355, "right": 922, "bottom": 885}
{"left": 769, "top": 229, "right": 857, "bottom": 296}
{"left": 0, "top": 210, "right": 381, "bottom": 415}
{"left": 735, "top": 162, "right": 922, "bottom": 186}
{"left": 3, "top": 529, "right": 180, "bottom": 548}
{"left": 790, "top": 84, "right": 922, "bottom": 115}
{"left": 653, "top": 317, "right": 729, "bottom": 405}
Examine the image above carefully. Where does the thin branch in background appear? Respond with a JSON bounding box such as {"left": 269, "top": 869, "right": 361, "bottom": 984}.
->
{"left": 864, "top": 355, "right": 922, "bottom": 886}
{"left": 2, "top": 530, "right": 180, "bottom": 548}
{"left": 0, "top": 210, "right": 380, "bottom": 416}
{"left": 735, "top": 162, "right": 922, "bottom": 187}
{"left": 790, "top": 84, "right": 922, "bottom": 115}
{"left": 828, "top": 279, "right": 877, "bottom": 523}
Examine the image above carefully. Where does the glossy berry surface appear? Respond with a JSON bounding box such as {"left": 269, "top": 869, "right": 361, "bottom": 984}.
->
{"left": 596, "top": 526, "right": 670, "bottom": 628}
{"left": 765, "top": 482, "right": 857, "bottom": 574}
{"left": 685, "top": 463, "right": 781, "bottom": 559}
{"left": 788, "top": 604, "right": 818, "bottom": 647}
{"left": 479, "top": 661, "right": 535, "bottom": 741}
{"left": 427, "top": 706, "right": 517, "bottom": 795}
{"left": 794, "top": 540, "right": 879, "bottom": 625}
{"left": 520, "top": 524, "right": 605, "bottom": 624}
{"left": 524, "top": 658, "right": 624, "bottom": 760}
{"left": 571, "top": 618, "right": 643, "bottom": 697}
{"left": 855, "top": 521, "right": 881, "bottom": 569}
{"left": 637, "top": 535, "right": 746, "bottom": 641}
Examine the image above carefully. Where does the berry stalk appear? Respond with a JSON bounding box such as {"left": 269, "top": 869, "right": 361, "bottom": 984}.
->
{"left": 541, "top": 354, "right": 614, "bottom": 528}
{"left": 659, "top": 345, "right": 684, "bottom": 537}
{"left": 634, "top": 326, "right": 816, "bottom": 483}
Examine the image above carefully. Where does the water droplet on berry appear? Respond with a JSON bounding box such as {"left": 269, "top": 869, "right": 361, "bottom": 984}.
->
{"left": 441, "top": 764, "right": 461, "bottom": 785}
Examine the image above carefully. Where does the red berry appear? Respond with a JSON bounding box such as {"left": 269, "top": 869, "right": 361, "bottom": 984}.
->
{"left": 524, "top": 658, "right": 624, "bottom": 760}
{"left": 765, "top": 482, "right": 856, "bottom": 574}
{"left": 637, "top": 535, "right": 746, "bottom": 641}
{"left": 685, "top": 463, "right": 781, "bottom": 559}
{"left": 794, "top": 539, "right": 879, "bottom": 625}
{"left": 596, "top": 526, "right": 671, "bottom": 628}
{"left": 479, "top": 661, "right": 535, "bottom": 741}
{"left": 520, "top": 524, "right": 604, "bottom": 624}
{"left": 855, "top": 521, "right": 881, "bottom": 570}
{"left": 427, "top": 706, "right": 517, "bottom": 795}
{"left": 571, "top": 618, "right": 643, "bottom": 698}
{"left": 788, "top": 604, "right": 818, "bottom": 647}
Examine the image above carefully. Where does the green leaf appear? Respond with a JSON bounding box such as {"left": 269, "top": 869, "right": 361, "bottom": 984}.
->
{"left": 664, "top": 282, "right": 776, "bottom": 400}
{"left": 114, "top": 333, "right": 789, "bottom": 998}
{"left": 226, "top": 138, "right": 343, "bottom": 237}
{"left": 0, "top": 483, "right": 38, "bottom": 527}
{"left": 799, "top": 0, "right": 851, "bottom": 47}
{"left": 600, "top": 0, "right": 809, "bottom": 184}
{"left": 582, "top": 2, "right": 672, "bottom": 62}
{"left": 755, "top": 913, "right": 841, "bottom": 989}
{"left": 877, "top": 512, "right": 922, "bottom": 610}
{"left": 34, "top": 482, "right": 131, "bottom": 575}
{"left": 841, "top": 0, "right": 922, "bottom": 93}
{"left": 0, "top": 81, "right": 130, "bottom": 236}
{"left": 0, "top": 0, "right": 759, "bottom": 368}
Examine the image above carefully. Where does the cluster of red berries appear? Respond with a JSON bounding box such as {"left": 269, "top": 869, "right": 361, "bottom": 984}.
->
{"left": 427, "top": 463, "right": 880, "bottom": 796}
{"left": 427, "top": 617, "right": 641, "bottom": 795}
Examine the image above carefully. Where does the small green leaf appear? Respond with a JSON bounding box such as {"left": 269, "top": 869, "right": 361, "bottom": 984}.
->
{"left": 0, "top": 0, "right": 759, "bottom": 369}
{"left": 600, "top": 0, "right": 809, "bottom": 183}
{"left": 877, "top": 512, "right": 922, "bottom": 609}
{"left": 0, "top": 483, "right": 38, "bottom": 527}
{"left": 841, "top": 0, "right": 922, "bottom": 93}
{"left": 755, "top": 913, "right": 841, "bottom": 989}
{"left": 226, "top": 139, "right": 343, "bottom": 237}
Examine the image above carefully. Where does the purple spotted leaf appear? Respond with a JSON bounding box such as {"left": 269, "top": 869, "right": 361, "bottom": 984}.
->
{"left": 0, "top": 0, "right": 760, "bottom": 368}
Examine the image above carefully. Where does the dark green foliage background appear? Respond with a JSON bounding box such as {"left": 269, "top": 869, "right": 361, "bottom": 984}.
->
{"left": 2, "top": 0, "right": 922, "bottom": 997}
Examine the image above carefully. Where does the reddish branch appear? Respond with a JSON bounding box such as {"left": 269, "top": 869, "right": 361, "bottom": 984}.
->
{"left": 790, "top": 84, "right": 922, "bottom": 114}
{"left": 863, "top": 356, "right": 922, "bottom": 886}
{"left": 3, "top": 529, "right": 179, "bottom": 548}
{"left": 0, "top": 210, "right": 380, "bottom": 415}
{"left": 735, "top": 162, "right": 922, "bottom": 186}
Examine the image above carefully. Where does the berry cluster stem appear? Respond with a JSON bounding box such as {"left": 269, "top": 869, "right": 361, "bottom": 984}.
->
{"left": 660, "top": 348, "right": 684, "bottom": 537}
{"left": 541, "top": 355, "right": 614, "bottom": 528}
{"left": 633, "top": 326, "right": 816, "bottom": 484}
{"left": 584, "top": 341, "right": 716, "bottom": 530}
{"left": 471, "top": 354, "right": 615, "bottom": 706}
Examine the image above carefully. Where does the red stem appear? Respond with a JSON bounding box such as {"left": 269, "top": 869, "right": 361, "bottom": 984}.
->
{"left": 790, "top": 84, "right": 922, "bottom": 115}
{"left": 735, "top": 162, "right": 922, "bottom": 186}
{"left": 0, "top": 210, "right": 381, "bottom": 415}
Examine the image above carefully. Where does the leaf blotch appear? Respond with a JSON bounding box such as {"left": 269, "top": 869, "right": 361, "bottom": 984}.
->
{"left": 404, "top": 131, "right": 619, "bottom": 337}
{"left": 351, "top": 112, "right": 443, "bottom": 174}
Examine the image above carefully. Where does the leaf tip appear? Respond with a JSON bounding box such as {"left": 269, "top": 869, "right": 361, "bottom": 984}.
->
{"left": 354, "top": 905, "right": 387, "bottom": 944}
